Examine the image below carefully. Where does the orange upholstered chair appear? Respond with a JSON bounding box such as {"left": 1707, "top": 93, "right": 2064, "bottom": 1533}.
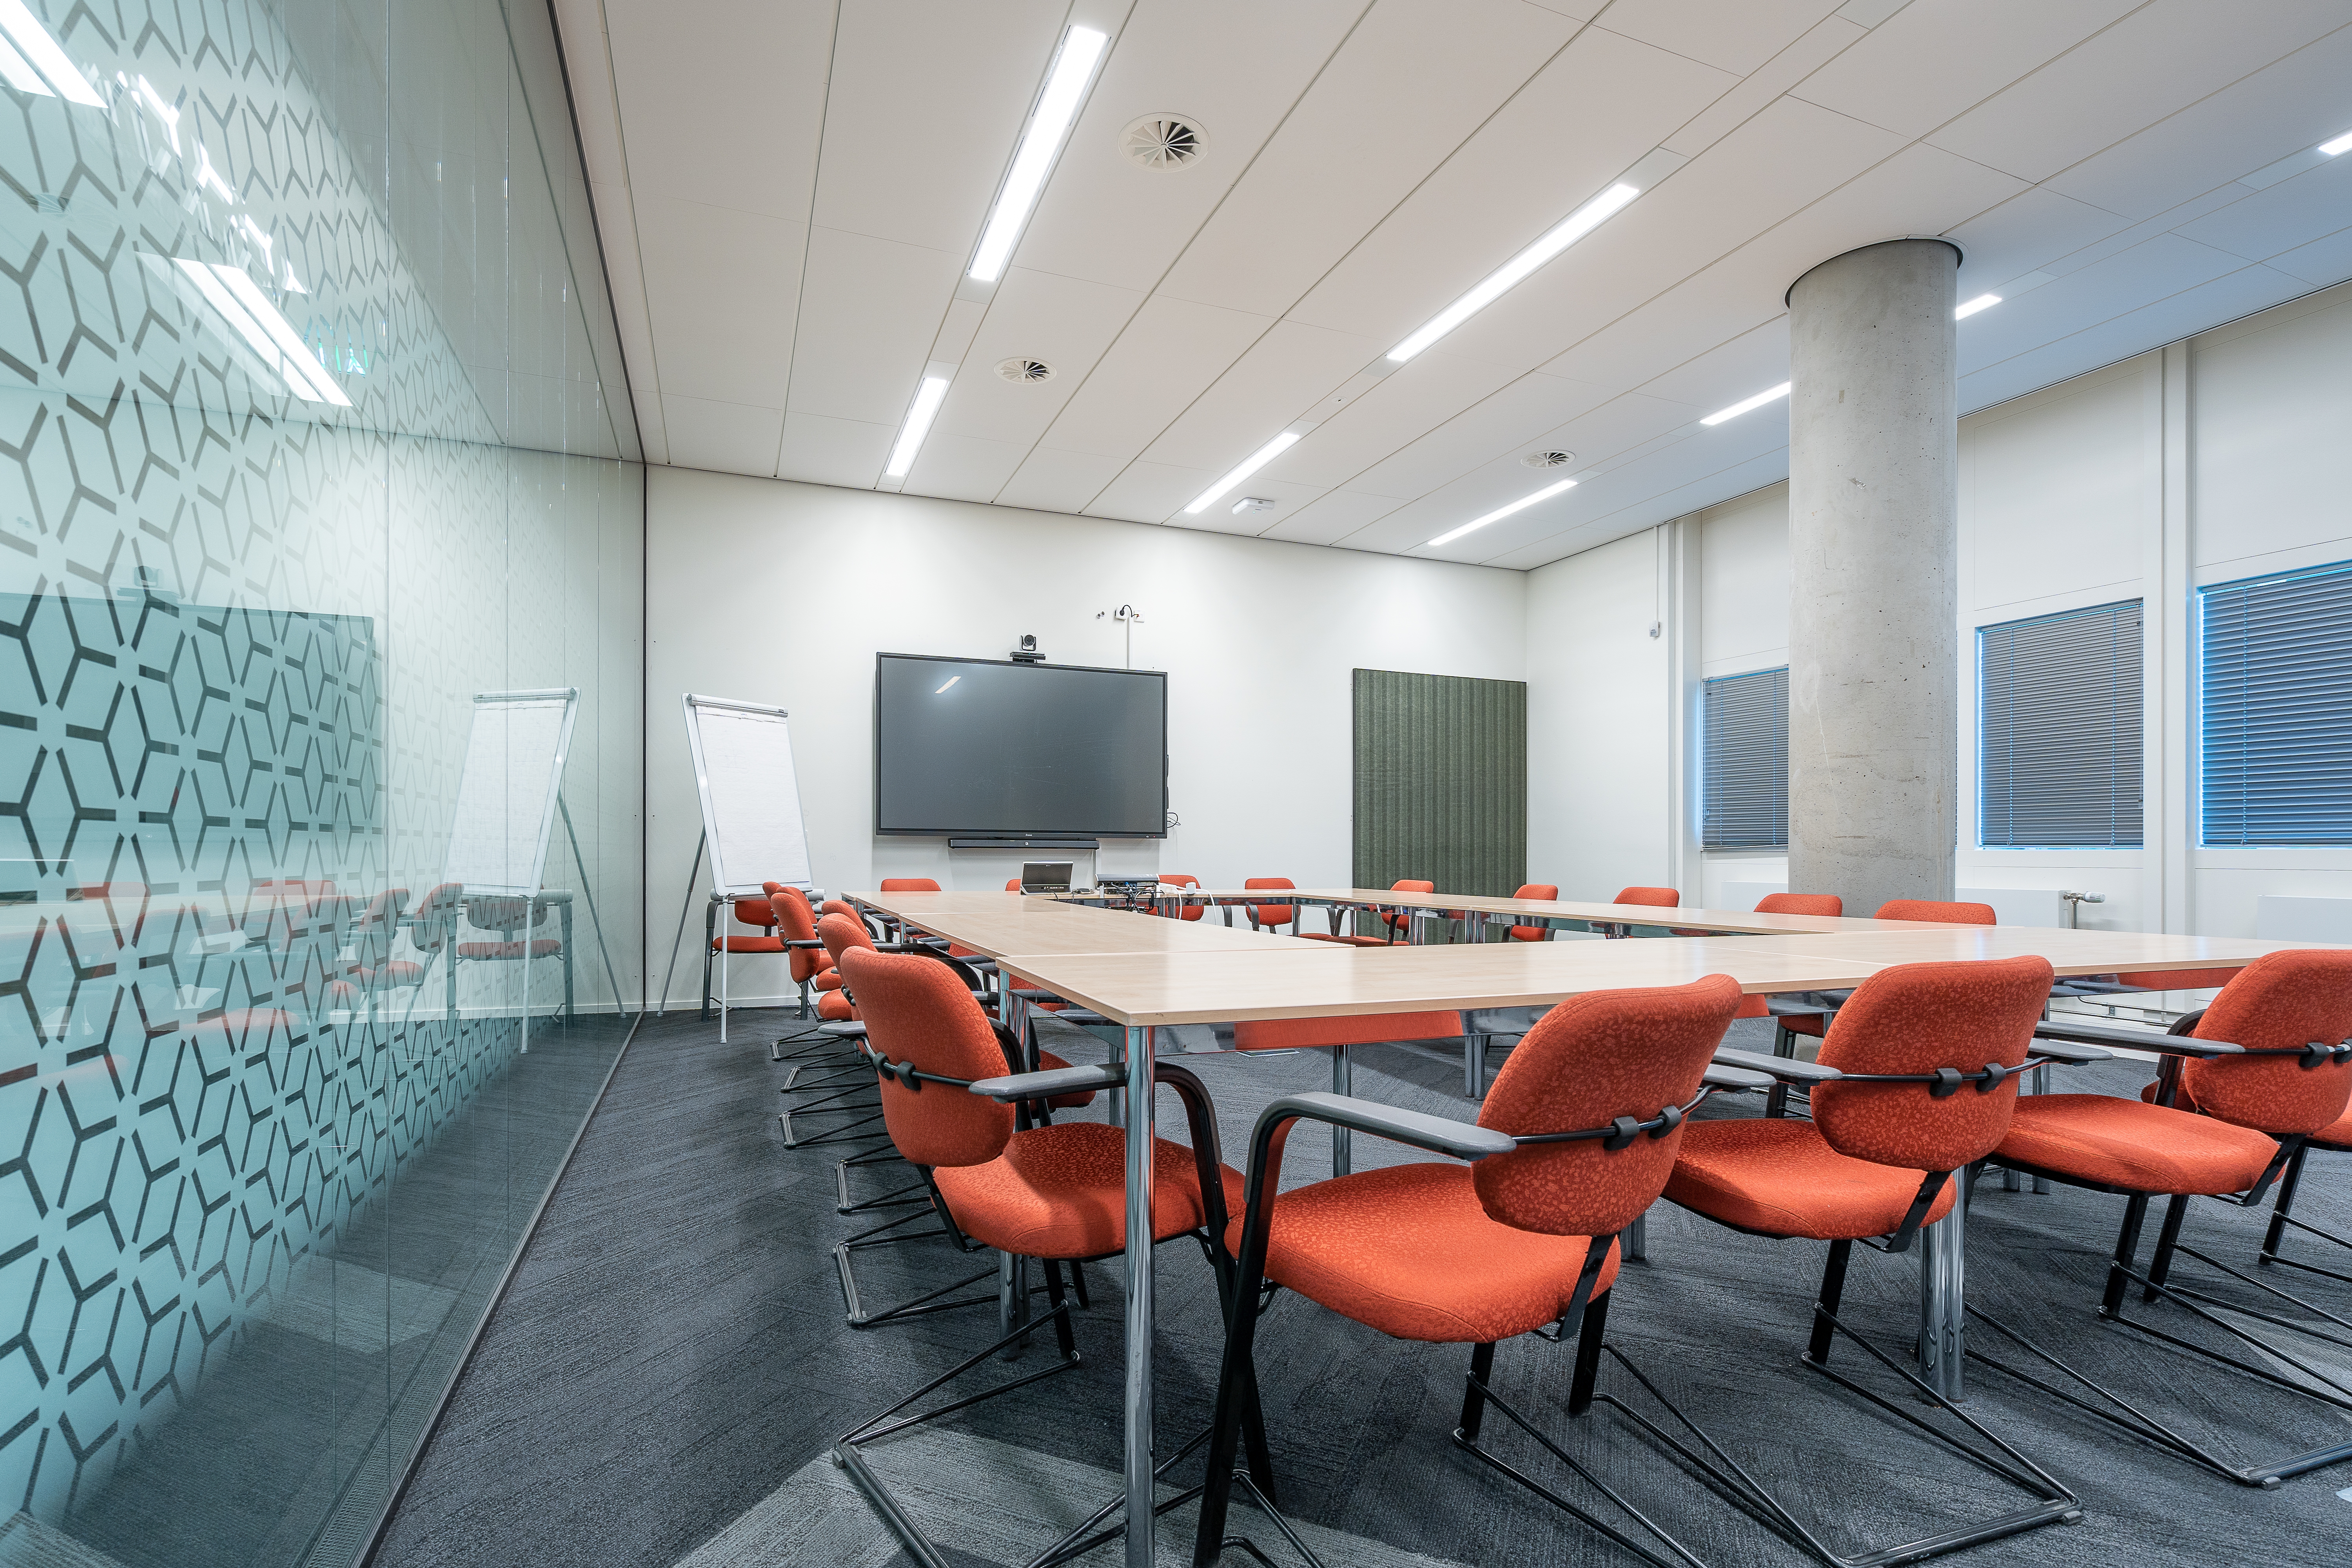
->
{"left": 457, "top": 893, "right": 573, "bottom": 1026}
{"left": 1976, "top": 950, "right": 2352, "bottom": 1485}
{"left": 1504, "top": 882, "right": 1560, "bottom": 942}
{"left": 1005, "top": 877, "right": 1022, "bottom": 891}
{"left": 770, "top": 887, "right": 833, "bottom": 1018}
{"left": 1661, "top": 955, "right": 2080, "bottom": 1560}
{"left": 1161, "top": 872, "right": 1205, "bottom": 921}
{"left": 1876, "top": 898, "right": 1996, "bottom": 924}
{"left": 2259, "top": 1102, "right": 2352, "bottom": 1282}
{"left": 1731, "top": 893, "right": 1844, "bottom": 1018}
{"left": 834, "top": 946, "right": 1241, "bottom": 1565}
{"left": 1236, "top": 1010, "right": 1465, "bottom": 1178}
{"left": 1243, "top": 877, "right": 1296, "bottom": 933}
{"left": 878, "top": 877, "right": 940, "bottom": 891}
{"left": 1192, "top": 975, "right": 1749, "bottom": 1564}
{"left": 1377, "top": 878, "right": 1436, "bottom": 941}
{"left": 704, "top": 889, "right": 785, "bottom": 1034}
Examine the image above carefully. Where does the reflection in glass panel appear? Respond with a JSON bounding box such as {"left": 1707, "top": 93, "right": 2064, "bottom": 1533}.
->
{"left": 0, "top": 1, "right": 643, "bottom": 1564}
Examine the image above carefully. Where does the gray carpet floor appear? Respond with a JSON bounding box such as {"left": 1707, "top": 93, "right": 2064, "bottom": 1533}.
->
{"left": 372, "top": 1004, "right": 2352, "bottom": 1568}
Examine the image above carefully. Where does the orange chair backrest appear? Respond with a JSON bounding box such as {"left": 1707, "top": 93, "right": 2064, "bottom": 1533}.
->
{"left": 1475, "top": 974, "right": 1742, "bottom": 1238}
{"left": 1244, "top": 877, "right": 1294, "bottom": 926}
{"left": 1613, "top": 886, "right": 1679, "bottom": 907}
{"left": 2181, "top": 950, "right": 2352, "bottom": 1136}
{"left": 769, "top": 888, "right": 818, "bottom": 942}
{"left": 880, "top": 878, "right": 941, "bottom": 892}
{"left": 1509, "top": 884, "right": 1559, "bottom": 942}
{"left": 1162, "top": 873, "right": 1204, "bottom": 921}
{"left": 1813, "top": 956, "right": 2052, "bottom": 1171}
{"left": 1006, "top": 878, "right": 1022, "bottom": 891}
{"left": 1874, "top": 899, "right": 1994, "bottom": 925}
{"left": 1756, "top": 893, "right": 1842, "bottom": 917}
{"left": 2115, "top": 967, "right": 2240, "bottom": 992}
{"left": 733, "top": 896, "right": 778, "bottom": 929}
{"left": 817, "top": 911, "right": 877, "bottom": 965}
{"left": 1233, "top": 1011, "right": 1462, "bottom": 1052}
{"left": 840, "top": 947, "right": 1014, "bottom": 1168}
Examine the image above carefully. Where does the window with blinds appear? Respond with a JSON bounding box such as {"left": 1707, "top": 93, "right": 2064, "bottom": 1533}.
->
{"left": 1977, "top": 599, "right": 2143, "bottom": 848}
{"left": 2201, "top": 560, "right": 2352, "bottom": 846}
{"left": 1701, "top": 667, "right": 1788, "bottom": 850}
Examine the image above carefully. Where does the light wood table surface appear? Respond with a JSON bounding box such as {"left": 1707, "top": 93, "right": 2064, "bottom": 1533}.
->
{"left": 1063, "top": 885, "right": 1960, "bottom": 937}
{"left": 848, "top": 888, "right": 2341, "bottom": 1563}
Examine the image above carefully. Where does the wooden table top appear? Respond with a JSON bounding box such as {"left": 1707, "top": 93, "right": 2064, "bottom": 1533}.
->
{"left": 846, "top": 890, "right": 1328, "bottom": 960}
{"left": 1063, "top": 886, "right": 1947, "bottom": 936}
{"left": 993, "top": 922, "right": 2329, "bottom": 1028}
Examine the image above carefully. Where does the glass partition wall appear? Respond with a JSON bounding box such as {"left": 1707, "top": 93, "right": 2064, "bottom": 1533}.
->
{"left": 0, "top": 3, "right": 644, "bottom": 1565}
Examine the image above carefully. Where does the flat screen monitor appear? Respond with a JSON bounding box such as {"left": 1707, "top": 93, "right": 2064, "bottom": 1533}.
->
{"left": 874, "top": 653, "right": 1167, "bottom": 838}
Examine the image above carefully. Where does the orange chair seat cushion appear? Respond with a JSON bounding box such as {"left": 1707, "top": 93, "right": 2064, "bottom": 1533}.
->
{"left": 1665, "top": 1119, "right": 1958, "bottom": 1242}
{"left": 457, "top": 938, "right": 562, "bottom": 960}
{"left": 2315, "top": 1109, "right": 2352, "bottom": 1152}
{"left": 1230, "top": 1163, "right": 1619, "bottom": 1344}
{"left": 813, "top": 969, "right": 846, "bottom": 991}
{"left": 1995, "top": 1095, "right": 2279, "bottom": 1196}
{"left": 1299, "top": 933, "right": 1391, "bottom": 947}
{"left": 713, "top": 934, "right": 785, "bottom": 953}
{"left": 933, "top": 1122, "right": 1242, "bottom": 1261}
{"left": 817, "top": 990, "right": 857, "bottom": 1022}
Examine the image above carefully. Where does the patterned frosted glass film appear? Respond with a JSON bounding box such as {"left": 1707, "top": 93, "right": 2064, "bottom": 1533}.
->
{"left": 0, "top": 3, "right": 644, "bottom": 1564}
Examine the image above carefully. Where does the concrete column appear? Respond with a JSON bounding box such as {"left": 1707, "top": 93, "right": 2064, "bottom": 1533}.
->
{"left": 1786, "top": 239, "right": 1959, "bottom": 917}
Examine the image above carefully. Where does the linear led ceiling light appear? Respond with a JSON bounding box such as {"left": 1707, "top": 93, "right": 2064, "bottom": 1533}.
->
{"left": 1700, "top": 381, "right": 1790, "bottom": 426}
{"left": 1425, "top": 477, "right": 1576, "bottom": 550}
{"left": 1182, "top": 432, "right": 1298, "bottom": 516}
{"left": 173, "top": 258, "right": 350, "bottom": 405}
{"left": 2321, "top": 128, "right": 2352, "bottom": 156}
{"left": 967, "top": 25, "right": 1107, "bottom": 283}
{"left": 1955, "top": 293, "right": 2002, "bottom": 319}
{"left": 885, "top": 375, "right": 951, "bottom": 478}
{"left": 1386, "top": 181, "right": 1641, "bottom": 363}
{"left": 0, "top": 0, "right": 104, "bottom": 105}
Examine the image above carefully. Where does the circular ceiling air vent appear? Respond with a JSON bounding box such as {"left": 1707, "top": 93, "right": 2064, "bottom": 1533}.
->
{"left": 1521, "top": 450, "right": 1576, "bottom": 468}
{"left": 1122, "top": 114, "right": 1207, "bottom": 170}
{"left": 996, "top": 357, "right": 1055, "bottom": 384}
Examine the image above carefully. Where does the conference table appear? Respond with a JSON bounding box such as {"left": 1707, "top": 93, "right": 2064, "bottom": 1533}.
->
{"left": 1068, "top": 883, "right": 1972, "bottom": 939}
{"left": 848, "top": 889, "right": 2317, "bottom": 1568}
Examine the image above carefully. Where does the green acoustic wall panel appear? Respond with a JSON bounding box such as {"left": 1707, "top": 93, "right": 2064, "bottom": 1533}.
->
{"left": 1353, "top": 670, "right": 1527, "bottom": 905}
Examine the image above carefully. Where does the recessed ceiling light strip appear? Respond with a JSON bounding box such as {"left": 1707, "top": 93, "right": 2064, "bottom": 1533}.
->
{"left": 172, "top": 259, "right": 348, "bottom": 405}
{"left": 1424, "top": 477, "right": 1577, "bottom": 550}
{"left": 1700, "top": 382, "right": 1790, "bottom": 426}
{"left": 967, "top": 25, "right": 1108, "bottom": 284}
{"left": 1955, "top": 293, "right": 2001, "bottom": 319}
{"left": 1386, "top": 181, "right": 1641, "bottom": 363}
{"left": 1181, "top": 432, "right": 1299, "bottom": 515}
{"left": 210, "top": 263, "right": 351, "bottom": 405}
{"left": 885, "top": 375, "right": 952, "bottom": 479}
{"left": 2321, "top": 129, "right": 2352, "bottom": 157}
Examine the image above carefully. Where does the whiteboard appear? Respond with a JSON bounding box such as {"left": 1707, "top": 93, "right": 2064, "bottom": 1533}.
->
{"left": 684, "top": 694, "right": 812, "bottom": 896}
{"left": 443, "top": 690, "right": 578, "bottom": 896}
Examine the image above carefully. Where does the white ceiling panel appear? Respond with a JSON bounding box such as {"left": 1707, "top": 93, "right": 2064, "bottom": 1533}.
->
{"left": 1035, "top": 295, "right": 1271, "bottom": 458}
{"left": 784, "top": 228, "right": 962, "bottom": 427}
{"left": 996, "top": 446, "right": 1132, "bottom": 513}
{"left": 604, "top": 0, "right": 834, "bottom": 220}
{"left": 1333, "top": 372, "right": 1610, "bottom": 503}
{"left": 2042, "top": 28, "right": 2352, "bottom": 222}
{"left": 575, "top": 0, "right": 2352, "bottom": 571}
{"left": 1011, "top": 0, "right": 1371, "bottom": 293}
{"left": 1084, "top": 459, "right": 1216, "bottom": 523}
{"left": 2174, "top": 156, "right": 2352, "bottom": 263}
{"left": 1156, "top": 0, "right": 1583, "bottom": 318}
{"left": 933, "top": 268, "right": 1146, "bottom": 446}
{"left": 1165, "top": 476, "right": 1329, "bottom": 536}
{"left": 1943, "top": 186, "right": 2136, "bottom": 293}
{"left": 1791, "top": 0, "right": 2141, "bottom": 141}
{"left": 808, "top": 1, "right": 1067, "bottom": 252}
{"left": 636, "top": 197, "right": 806, "bottom": 408}
{"left": 777, "top": 410, "right": 893, "bottom": 490}
{"left": 1924, "top": 1, "right": 2345, "bottom": 185}
{"left": 1260, "top": 487, "right": 1405, "bottom": 546}
{"left": 904, "top": 432, "right": 1029, "bottom": 503}
{"left": 1602, "top": 0, "right": 1846, "bottom": 78}
{"left": 1286, "top": 26, "right": 1735, "bottom": 344}
{"left": 1137, "top": 318, "right": 1379, "bottom": 475}
{"left": 662, "top": 394, "right": 784, "bottom": 475}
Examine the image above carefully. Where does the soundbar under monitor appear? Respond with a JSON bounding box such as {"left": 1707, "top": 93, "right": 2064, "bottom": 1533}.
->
{"left": 875, "top": 653, "right": 1167, "bottom": 838}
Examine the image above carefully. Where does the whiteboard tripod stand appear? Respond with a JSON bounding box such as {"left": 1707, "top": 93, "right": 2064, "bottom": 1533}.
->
{"left": 662, "top": 694, "right": 815, "bottom": 1042}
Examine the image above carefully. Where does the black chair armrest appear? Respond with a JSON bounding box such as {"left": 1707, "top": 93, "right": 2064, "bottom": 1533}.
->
{"left": 1714, "top": 1046, "right": 1844, "bottom": 1083}
{"left": 1259, "top": 1092, "right": 1515, "bottom": 1160}
{"left": 2027, "top": 1038, "right": 2114, "bottom": 1065}
{"left": 1704, "top": 1063, "right": 1775, "bottom": 1091}
{"left": 2034, "top": 1020, "right": 2240, "bottom": 1058}
{"left": 969, "top": 1063, "right": 1126, "bottom": 1102}
{"left": 784, "top": 937, "right": 827, "bottom": 950}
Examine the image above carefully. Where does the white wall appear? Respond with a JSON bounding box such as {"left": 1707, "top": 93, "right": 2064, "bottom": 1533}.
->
{"left": 1526, "top": 529, "right": 1676, "bottom": 902}
{"left": 646, "top": 468, "right": 1525, "bottom": 1003}
{"left": 1551, "top": 277, "right": 2352, "bottom": 934}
